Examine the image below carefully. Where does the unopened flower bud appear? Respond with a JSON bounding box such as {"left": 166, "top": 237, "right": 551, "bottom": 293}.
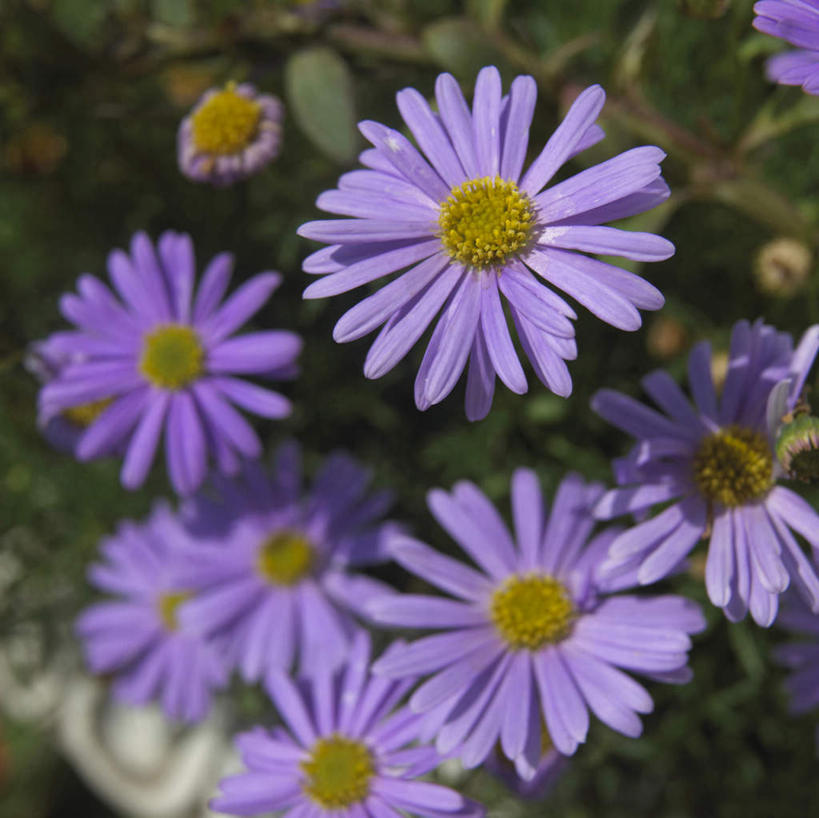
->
{"left": 776, "top": 414, "right": 819, "bottom": 482}
{"left": 754, "top": 237, "right": 812, "bottom": 297}
{"left": 647, "top": 316, "right": 688, "bottom": 360}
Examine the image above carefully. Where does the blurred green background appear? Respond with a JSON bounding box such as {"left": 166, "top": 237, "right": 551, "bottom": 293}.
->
{"left": 2, "top": 0, "right": 819, "bottom": 815}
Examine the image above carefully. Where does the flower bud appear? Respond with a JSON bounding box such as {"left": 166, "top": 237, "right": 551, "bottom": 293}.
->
{"left": 776, "top": 414, "right": 819, "bottom": 482}
{"left": 754, "top": 237, "right": 812, "bottom": 297}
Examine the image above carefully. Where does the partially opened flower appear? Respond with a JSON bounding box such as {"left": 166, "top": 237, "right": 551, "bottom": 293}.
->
{"left": 179, "top": 442, "right": 399, "bottom": 679}
{"left": 773, "top": 590, "right": 819, "bottom": 744}
{"left": 76, "top": 503, "right": 228, "bottom": 723}
{"left": 38, "top": 231, "right": 301, "bottom": 495}
{"left": 368, "top": 470, "right": 704, "bottom": 777}
{"left": 210, "top": 632, "right": 483, "bottom": 818}
{"left": 178, "top": 82, "right": 283, "bottom": 185}
{"left": 299, "top": 65, "right": 673, "bottom": 420}
{"left": 593, "top": 319, "right": 819, "bottom": 626}
{"left": 753, "top": 1, "right": 819, "bottom": 95}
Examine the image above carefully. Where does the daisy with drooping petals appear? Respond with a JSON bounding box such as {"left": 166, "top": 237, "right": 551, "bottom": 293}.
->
{"left": 210, "top": 631, "right": 483, "bottom": 818}
{"left": 753, "top": 1, "right": 819, "bottom": 95}
{"left": 179, "top": 442, "right": 400, "bottom": 680}
{"left": 299, "top": 65, "right": 673, "bottom": 420}
{"left": 368, "top": 470, "right": 704, "bottom": 777}
{"left": 38, "top": 230, "right": 301, "bottom": 495}
{"left": 593, "top": 319, "right": 819, "bottom": 626}
{"left": 76, "top": 503, "right": 228, "bottom": 723}
{"left": 178, "top": 82, "right": 283, "bottom": 186}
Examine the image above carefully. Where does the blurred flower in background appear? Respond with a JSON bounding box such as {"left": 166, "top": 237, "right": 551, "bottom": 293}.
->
{"left": 178, "top": 82, "right": 284, "bottom": 186}
{"left": 754, "top": 237, "right": 813, "bottom": 297}
{"left": 36, "top": 230, "right": 301, "bottom": 494}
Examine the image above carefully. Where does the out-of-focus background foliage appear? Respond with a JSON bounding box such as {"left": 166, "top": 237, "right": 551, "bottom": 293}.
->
{"left": 2, "top": 0, "right": 819, "bottom": 815}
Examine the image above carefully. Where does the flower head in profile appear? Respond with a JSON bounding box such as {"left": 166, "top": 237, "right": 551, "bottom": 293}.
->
{"left": 211, "top": 632, "right": 483, "bottom": 818}
{"left": 178, "top": 442, "right": 399, "bottom": 680}
{"left": 593, "top": 319, "right": 819, "bottom": 626}
{"left": 368, "top": 470, "right": 704, "bottom": 777}
{"left": 753, "top": 1, "right": 819, "bottom": 95}
{"left": 38, "top": 231, "right": 301, "bottom": 495}
{"left": 75, "top": 503, "right": 228, "bottom": 723}
{"left": 299, "top": 66, "right": 673, "bottom": 420}
{"left": 178, "top": 82, "right": 283, "bottom": 186}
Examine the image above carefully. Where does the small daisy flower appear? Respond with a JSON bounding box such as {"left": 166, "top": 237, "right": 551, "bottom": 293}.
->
{"left": 298, "top": 65, "right": 673, "bottom": 419}
{"left": 179, "top": 442, "right": 400, "bottom": 680}
{"left": 592, "top": 319, "right": 819, "bottom": 626}
{"left": 753, "top": 1, "right": 819, "bottom": 95}
{"left": 367, "top": 470, "right": 704, "bottom": 776}
{"left": 75, "top": 503, "right": 228, "bottom": 723}
{"left": 178, "top": 81, "right": 283, "bottom": 186}
{"left": 38, "top": 230, "right": 301, "bottom": 495}
{"left": 210, "top": 632, "right": 483, "bottom": 818}
{"left": 773, "top": 590, "right": 819, "bottom": 744}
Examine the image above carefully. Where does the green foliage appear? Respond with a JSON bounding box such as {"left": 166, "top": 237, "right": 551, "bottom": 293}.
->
{"left": 1, "top": 0, "right": 819, "bottom": 815}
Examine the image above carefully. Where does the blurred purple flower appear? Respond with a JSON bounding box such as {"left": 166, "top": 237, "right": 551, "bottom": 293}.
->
{"left": 76, "top": 503, "right": 228, "bottom": 723}
{"left": 178, "top": 442, "right": 400, "bottom": 680}
{"left": 211, "top": 631, "right": 483, "bottom": 818}
{"left": 593, "top": 319, "right": 819, "bottom": 626}
{"left": 178, "top": 82, "right": 283, "bottom": 186}
{"left": 368, "top": 470, "right": 704, "bottom": 777}
{"left": 754, "top": 1, "right": 819, "bottom": 94}
{"left": 299, "top": 66, "right": 673, "bottom": 419}
{"left": 485, "top": 745, "right": 568, "bottom": 800}
{"left": 38, "top": 230, "right": 301, "bottom": 495}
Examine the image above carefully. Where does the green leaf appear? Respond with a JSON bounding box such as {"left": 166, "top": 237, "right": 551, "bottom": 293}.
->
{"left": 151, "top": 0, "right": 194, "bottom": 27}
{"left": 422, "top": 17, "right": 504, "bottom": 79}
{"left": 285, "top": 47, "right": 359, "bottom": 164}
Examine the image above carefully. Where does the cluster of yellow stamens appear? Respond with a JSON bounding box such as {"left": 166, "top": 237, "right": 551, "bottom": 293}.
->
{"left": 438, "top": 176, "right": 535, "bottom": 269}
{"left": 139, "top": 324, "right": 204, "bottom": 390}
{"left": 692, "top": 425, "right": 774, "bottom": 507}
{"left": 301, "top": 735, "right": 374, "bottom": 809}
{"left": 490, "top": 573, "right": 575, "bottom": 650}
{"left": 191, "top": 83, "right": 262, "bottom": 155}
{"left": 256, "top": 531, "right": 314, "bottom": 586}
{"left": 63, "top": 397, "right": 112, "bottom": 427}
{"left": 157, "top": 590, "right": 193, "bottom": 631}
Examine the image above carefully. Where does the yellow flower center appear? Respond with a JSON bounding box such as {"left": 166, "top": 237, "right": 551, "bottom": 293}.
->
{"left": 256, "top": 531, "right": 314, "bottom": 586}
{"left": 438, "top": 176, "right": 535, "bottom": 269}
{"left": 692, "top": 425, "right": 774, "bottom": 507}
{"left": 301, "top": 735, "right": 374, "bottom": 809}
{"left": 191, "top": 85, "right": 261, "bottom": 155}
{"left": 157, "top": 590, "right": 193, "bottom": 630}
{"left": 63, "top": 397, "right": 112, "bottom": 427}
{"left": 489, "top": 573, "right": 574, "bottom": 650}
{"left": 139, "top": 324, "right": 204, "bottom": 390}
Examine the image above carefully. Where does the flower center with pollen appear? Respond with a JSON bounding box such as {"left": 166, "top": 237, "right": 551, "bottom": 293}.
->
{"left": 139, "top": 324, "right": 204, "bottom": 390}
{"left": 692, "top": 425, "right": 774, "bottom": 507}
{"left": 438, "top": 176, "right": 535, "bottom": 269}
{"left": 63, "top": 397, "right": 112, "bottom": 427}
{"left": 157, "top": 590, "right": 193, "bottom": 630}
{"left": 256, "top": 531, "right": 314, "bottom": 586}
{"left": 191, "top": 85, "right": 261, "bottom": 155}
{"left": 490, "top": 574, "right": 574, "bottom": 650}
{"left": 301, "top": 735, "right": 374, "bottom": 809}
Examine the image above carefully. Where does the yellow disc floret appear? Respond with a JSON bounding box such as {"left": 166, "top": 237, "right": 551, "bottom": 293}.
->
{"left": 692, "top": 425, "right": 774, "bottom": 507}
{"left": 256, "top": 531, "right": 314, "bottom": 586}
{"left": 139, "top": 324, "right": 204, "bottom": 390}
{"left": 191, "top": 84, "right": 261, "bottom": 155}
{"left": 490, "top": 573, "right": 574, "bottom": 650}
{"left": 301, "top": 734, "right": 374, "bottom": 809}
{"left": 63, "top": 397, "right": 112, "bottom": 427}
{"left": 158, "top": 590, "right": 193, "bottom": 630}
{"left": 438, "top": 176, "right": 535, "bottom": 269}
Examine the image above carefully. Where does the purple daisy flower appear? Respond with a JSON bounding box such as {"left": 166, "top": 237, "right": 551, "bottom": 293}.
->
{"left": 179, "top": 442, "right": 400, "bottom": 680}
{"left": 178, "top": 82, "right": 283, "bottom": 186}
{"left": 210, "top": 631, "right": 483, "bottom": 818}
{"left": 485, "top": 745, "right": 568, "bottom": 800}
{"left": 592, "top": 319, "right": 819, "bottom": 627}
{"left": 753, "top": 1, "right": 819, "bottom": 95}
{"left": 367, "top": 470, "right": 704, "bottom": 776}
{"left": 773, "top": 590, "right": 819, "bottom": 744}
{"left": 38, "top": 230, "right": 301, "bottom": 495}
{"left": 75, "top": 502, "right": 228, "bottom": 723}
{"left": 298, "top": 66, "right": 673, "bottom": 420}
